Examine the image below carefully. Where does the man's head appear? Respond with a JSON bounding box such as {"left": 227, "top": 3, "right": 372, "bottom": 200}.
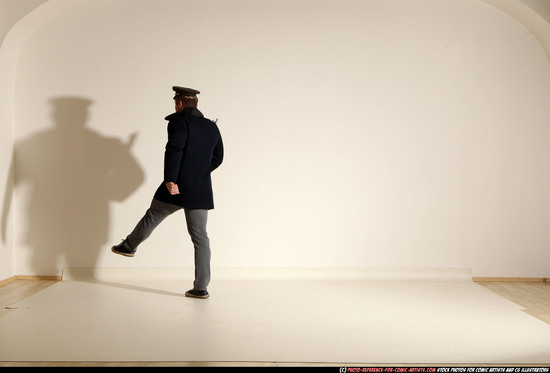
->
{"left": 173, "top": 86, "right": 199, "bottom": 111}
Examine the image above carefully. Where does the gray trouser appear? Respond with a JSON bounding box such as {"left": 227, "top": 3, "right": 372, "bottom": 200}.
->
{"left": 124, "top": 198, "right": 211, "bottom": 291}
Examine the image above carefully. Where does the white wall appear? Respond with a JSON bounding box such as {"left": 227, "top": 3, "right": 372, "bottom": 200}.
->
{"left": 4, "top": 0, "right": 550, "bottom": 278}
{"left": 520, "top": 0, "right": 550, "bottom": 23}
{"left": 0, "top": 34, "right": 15, "bottom": 280}
{"left": 0, "top": 0, "right": 49, "bottom": 280}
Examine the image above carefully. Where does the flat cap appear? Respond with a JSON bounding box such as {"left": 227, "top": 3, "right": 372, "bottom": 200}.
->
{"left": 173, "top": 86, "right": 200, "bottom": 98}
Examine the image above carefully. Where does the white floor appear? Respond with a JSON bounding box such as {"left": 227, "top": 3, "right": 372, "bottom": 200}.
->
{"left": 1, "top": 268, "right": 550, "bottom": 365}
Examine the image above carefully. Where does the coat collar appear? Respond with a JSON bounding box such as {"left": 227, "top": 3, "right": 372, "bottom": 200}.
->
{"left": 165, "top": 107, "right": 204, "bottom": 121}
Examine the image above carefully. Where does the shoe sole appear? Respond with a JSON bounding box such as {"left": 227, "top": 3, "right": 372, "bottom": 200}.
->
{"left": 185, "top": 291, "right": 210, "bottom": 299}
{"left": 111, "top": 247, "right": 135, "bottom": 257}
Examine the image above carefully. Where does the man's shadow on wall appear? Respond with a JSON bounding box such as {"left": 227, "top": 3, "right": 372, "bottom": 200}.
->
{"left": 1, "top": 97, "right": 144, "bottom": 278}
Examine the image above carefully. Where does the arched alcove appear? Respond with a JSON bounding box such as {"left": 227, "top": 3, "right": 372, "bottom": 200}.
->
{"left": 2, "top": 0, "right": 550, "bottom": 278}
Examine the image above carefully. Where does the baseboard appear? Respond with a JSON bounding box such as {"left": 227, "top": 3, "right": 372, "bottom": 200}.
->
{"left": 0, "top": 276, "right": 16, "bottom": 286}
{"left": 3, "top": 273, "right": 548, "bottom": 284}
{"left": 0, "top": 275, "right": 62, "bottom": 285}
{"left": 473, "top": 277, "right": 550, "bottom": 283}
{"left": 62, "top": 267, "right": 474, "bottom": 282}
{"left": 15, "top": 275, "right": 63, "bottom": 281}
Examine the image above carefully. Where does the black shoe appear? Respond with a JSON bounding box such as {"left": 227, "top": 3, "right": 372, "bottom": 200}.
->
{"left": 111, "top": 240, "right": 135, "bottom": 257}
{"left": 185, "top": 289, "right": 209, "bottom": 299}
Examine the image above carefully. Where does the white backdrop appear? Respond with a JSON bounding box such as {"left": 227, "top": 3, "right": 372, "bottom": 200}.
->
{"left": 4, "top": 0, "right": 550, "bottom": 277}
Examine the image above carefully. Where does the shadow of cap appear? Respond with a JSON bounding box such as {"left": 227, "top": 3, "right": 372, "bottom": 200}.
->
{"left": 48, "top": 96, "right": 94, "bottom": 128}
{"left": 49, "top": 96, "right": 94, "bottom": 107}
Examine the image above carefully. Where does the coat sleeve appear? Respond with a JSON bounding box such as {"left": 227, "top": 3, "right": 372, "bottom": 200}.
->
{"left": 164, "top": 120, "right": 188, "bottom": 182}
{"left": 211, "top": 130, "right": 224, "bottom": 172}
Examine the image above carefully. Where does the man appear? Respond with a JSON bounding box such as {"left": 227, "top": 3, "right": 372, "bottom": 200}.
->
{"left": 112, "top": 86, "right": 224, "bottom": 299}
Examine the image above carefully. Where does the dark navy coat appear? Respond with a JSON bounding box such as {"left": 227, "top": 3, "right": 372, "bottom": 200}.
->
{"left": 154, "top": 108, "right": 223, "bottom": 209}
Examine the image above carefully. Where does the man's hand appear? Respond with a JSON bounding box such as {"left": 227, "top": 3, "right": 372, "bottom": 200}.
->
{"left": 165, "top": 182, "right": 180, "bottom": 195}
